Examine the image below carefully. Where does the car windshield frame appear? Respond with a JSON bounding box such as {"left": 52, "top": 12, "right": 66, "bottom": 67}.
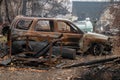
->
{"left": 66, "top": 21, "right": 84, "bottom": 34}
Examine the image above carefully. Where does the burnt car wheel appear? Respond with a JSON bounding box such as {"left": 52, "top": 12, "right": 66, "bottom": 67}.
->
{"left": 92, "top": 43, "right": 104, "bottom": 56}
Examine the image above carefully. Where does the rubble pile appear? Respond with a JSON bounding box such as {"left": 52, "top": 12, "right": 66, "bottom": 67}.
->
{"left": 109, "top": 3, "right": 120, "bottom": 29}
{"left": 109, "top": 3, "right": 120, "bottom": 47}
{"left": 97, "top": 3, "right": 120, "bottom": 36}
{"left": 99, "top": 3, "right": 120, "bottom": 28}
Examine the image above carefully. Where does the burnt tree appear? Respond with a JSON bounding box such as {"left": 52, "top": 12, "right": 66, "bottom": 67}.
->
{"left": 0, "top": 0, "right": 70, "bottom": 23}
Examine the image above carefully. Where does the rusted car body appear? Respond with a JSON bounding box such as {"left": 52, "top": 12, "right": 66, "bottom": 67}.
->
{"left": 10, "top": 16, "right": 112, "bottom": 55}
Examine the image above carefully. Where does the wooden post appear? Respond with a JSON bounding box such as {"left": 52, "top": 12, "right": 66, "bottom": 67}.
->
{"left": 7, "top": 28, "right": 11, "bottom": 58}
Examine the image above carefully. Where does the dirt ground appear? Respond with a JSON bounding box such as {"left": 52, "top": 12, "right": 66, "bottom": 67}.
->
{"left": 0, "top": 36, "right": 120, "bottom": 80}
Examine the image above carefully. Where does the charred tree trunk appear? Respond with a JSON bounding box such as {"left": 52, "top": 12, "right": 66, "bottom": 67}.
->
{"left": 0, "top": 0, "right": 3, "bottom": 22}
{"left": 4, "top": 0, "right": 11, "bottom": 23}
{"left": 0, "top": 0, "right": 3, "bottom": 4}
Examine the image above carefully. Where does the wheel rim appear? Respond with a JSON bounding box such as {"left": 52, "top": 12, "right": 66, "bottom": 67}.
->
{"left": 93, "top": 44, "right": 103, "bottom": 56}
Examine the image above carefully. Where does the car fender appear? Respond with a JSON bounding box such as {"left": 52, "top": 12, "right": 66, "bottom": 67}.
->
{"left": 79, "top": 32, "right": 109, "bottom": 53}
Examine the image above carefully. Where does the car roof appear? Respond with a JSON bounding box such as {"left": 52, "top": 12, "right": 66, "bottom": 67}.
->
{"left": 14, "top": 15, "right": 84, "bottom": 34}
{"left": 15, "top": 15, "right": 71, "bottom": 22}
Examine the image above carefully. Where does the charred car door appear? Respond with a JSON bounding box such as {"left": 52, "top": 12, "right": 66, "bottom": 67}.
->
{"left": 30, "top": 19, "right": 62, "bottom": 41}
{"left": 56, "top": 20, "right": 83, "bottom": 49}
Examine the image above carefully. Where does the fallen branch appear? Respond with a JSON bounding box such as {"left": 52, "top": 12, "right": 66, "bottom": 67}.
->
{"left": 63, "top": 56, "right": 120, "bottom": 69}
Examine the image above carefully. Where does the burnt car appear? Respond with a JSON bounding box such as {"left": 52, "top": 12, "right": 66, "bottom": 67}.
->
{"left": 8, "top": 16, "right": 112, "bottom": 56}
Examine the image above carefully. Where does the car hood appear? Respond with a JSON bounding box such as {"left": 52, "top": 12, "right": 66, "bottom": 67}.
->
{"left": 84, "top": 32, "right": 109, "bottom": 41}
